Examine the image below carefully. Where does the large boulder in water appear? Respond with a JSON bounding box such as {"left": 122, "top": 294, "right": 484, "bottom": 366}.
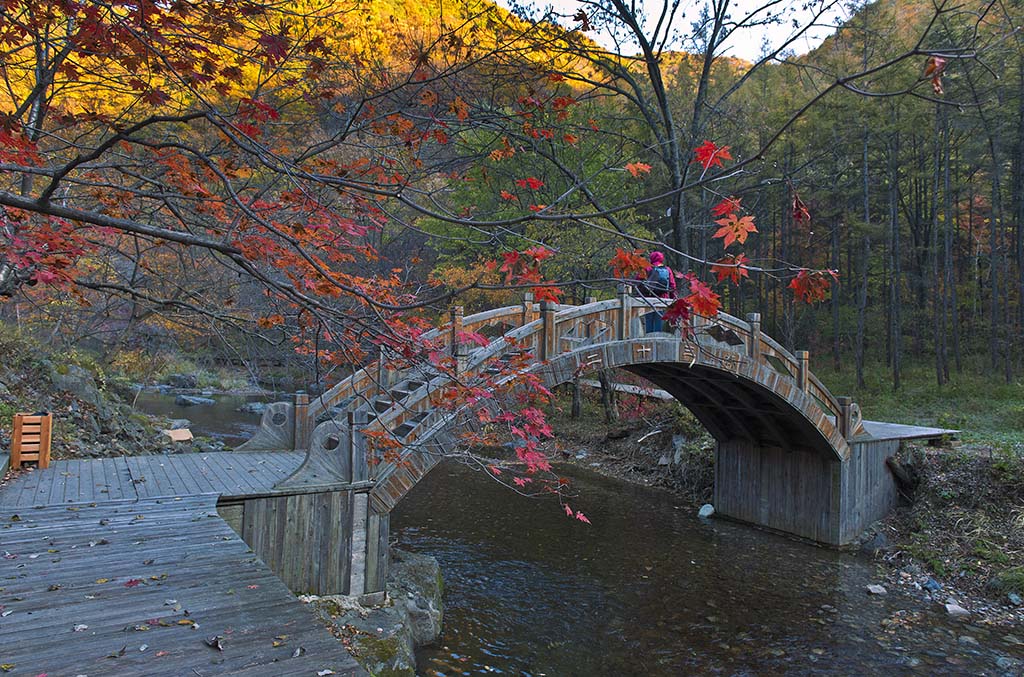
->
{"left": 175, "top": 394, "right": 215, "bottom": 407}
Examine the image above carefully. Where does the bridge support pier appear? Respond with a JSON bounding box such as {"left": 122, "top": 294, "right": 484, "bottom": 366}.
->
{"left": 220, "top": 488, "right": 389, "bottom": 600}
{"left": 714, "top": 437, "right": 898, "bottom": 545}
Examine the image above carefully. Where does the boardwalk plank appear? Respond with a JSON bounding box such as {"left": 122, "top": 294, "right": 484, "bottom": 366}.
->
{"left": 0, "top": 497, "right": 364, "bottom": 677}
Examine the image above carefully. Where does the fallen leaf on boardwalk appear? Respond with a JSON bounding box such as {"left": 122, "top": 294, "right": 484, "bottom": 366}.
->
{"left": 143, "top": 559, "right": 154, "bottom": 565}
{"left": 9, "top": 515, "right": 19, "bottom": 522}
{"left": 155, "top": 650, "right": 169, "bottom": 657}
{"left": 106, "top": 646, "right": 127, "bottom": 658}
{"left": 247, "top": 585, "right": 259, "bottom": 589}
{"left": 124, "top": 579, "right": 143, "bottom": 588}
{"left": 73, "top": 624, "right": 88, "bottom": 632}
{"left": 205, "top": 635, "right": 225, "bottom": 651}
{"left": 95, "top": 578, "right": 110, "bottom": 584}
{"left": 273, "top": 640, "right": 285, "bottom": 647}
{"left": 292, "top": 647, "right": 305, "bottom": 657}
{"left": 0, "top": 610, "right": 11, "bottom": 618}
{"left": 133, "top": 624, "right": 150, "bottom": 631}
{"left": 47, "top": 584, "right": 62, "bottom": 591}
{"left": 139, "top": 644, "right": 148, "bottom": 652}
{"left": 0, "top": 665, "right": 12, "bottom": 672}
{"left": 317, "top": 671, "right": 335, "bottom": 676}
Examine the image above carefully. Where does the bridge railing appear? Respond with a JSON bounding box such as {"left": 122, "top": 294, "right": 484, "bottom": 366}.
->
{"left": 295, "top": 291, "right": 863, "bottom": 461}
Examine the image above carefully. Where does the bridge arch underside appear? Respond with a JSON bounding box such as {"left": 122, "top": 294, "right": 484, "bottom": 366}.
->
{"left": 528, "top": 341, "right": 895, "bottom": 546}
{"left": 619, "top": 362, "right": 837, "bottom": 460}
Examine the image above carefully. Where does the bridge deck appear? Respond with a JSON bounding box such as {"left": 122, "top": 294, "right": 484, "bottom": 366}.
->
{"left": 0, "top": 452, "right": 303, "bottom": 508}
{"left": 0, "top": 495, "right": 364, "bottom": 676}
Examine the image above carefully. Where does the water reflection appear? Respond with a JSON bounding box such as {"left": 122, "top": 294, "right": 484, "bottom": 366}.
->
{"left": 394, "top": 462, "right": 1023, "bottom": 676}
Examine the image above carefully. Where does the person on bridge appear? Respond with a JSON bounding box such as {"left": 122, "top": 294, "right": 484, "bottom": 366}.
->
{"left": 637, "top": 250, "right": 676, "bottom": 333}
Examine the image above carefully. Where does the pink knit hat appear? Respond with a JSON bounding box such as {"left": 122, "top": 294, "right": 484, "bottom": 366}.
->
{"left": 649, "top": 251, "right": 665, "bottom": 265}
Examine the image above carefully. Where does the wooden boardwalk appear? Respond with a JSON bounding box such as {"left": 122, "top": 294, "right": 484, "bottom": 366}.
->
{"left": 0, "top": 495, "right": 364, "bottom": 676}
{"left": 0, "top": 452, "right": 304, "bottom": 508}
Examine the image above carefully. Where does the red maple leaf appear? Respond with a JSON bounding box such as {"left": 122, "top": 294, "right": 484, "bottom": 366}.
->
{"left": 792, "top": 192, "right": 810, "bottom": 224}
{"left": 789, "top": 269, "right": 838, "bottom": 303}
{"left": 684, "top": 274, "right": 721, "bottom": 316}
{"left": 662, "top": 297, "right": 692, "bottom": 328}
{"left": 713, "top": 214, "right": 757, "bottom": 248}
{"left": 710, "top": 254, "right": 750, "bottom": 285}
{"left": 710, "top": 196, "right": 742, "bottom": 218}
{"left": 692, "top": 140, "right": 733, "bottom": 170}
{"left": 515, "top": 176, "right": 544, "bottom": 190}
{"left": 625, "top": 162, "right": 652, "bottom": 177}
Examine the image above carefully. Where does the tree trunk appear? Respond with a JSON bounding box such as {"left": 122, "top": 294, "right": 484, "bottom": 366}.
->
{"left": 597, "top": 369, "right": 619, "bottom": 423}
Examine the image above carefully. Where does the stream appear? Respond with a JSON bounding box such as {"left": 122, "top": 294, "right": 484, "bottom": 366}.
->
{"left": 134, "top": 394, "right": 1024, "bottom": 675}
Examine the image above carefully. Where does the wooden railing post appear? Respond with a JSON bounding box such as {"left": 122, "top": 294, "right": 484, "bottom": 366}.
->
{"left": 454, "top": 343, "right": 469, "bottom": 375}
{"left": 449, "top": 305, "right": 464, "bottom": 355}
{"left": 540, "top": 300, "right": 557, "bottom": 360}
{"left": 837, "top": 396, "right": 853, "bottom": 438}
{"left": 293, "top": 391, "right": 310, "bottom": 451}
{"left": 617, "top": 284, "right": 631, "bottom": 340}
{"left": 520, "top": 292, "right": 535, "bottom": 326}
{"left": 745, "top": 312, "right": 761, "bottom": 361}
{"left": 796, "top": 350, "right": 809, "bottom": 391}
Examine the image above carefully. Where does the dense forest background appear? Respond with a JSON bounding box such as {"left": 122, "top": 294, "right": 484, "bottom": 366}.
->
{"left": 0, "top": 0, "right": 1021, "bottom": 396}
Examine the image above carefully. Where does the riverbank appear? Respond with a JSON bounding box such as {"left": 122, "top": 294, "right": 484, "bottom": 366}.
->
{"left": 546, "top": 387, "right": 1024, "bottom": 630}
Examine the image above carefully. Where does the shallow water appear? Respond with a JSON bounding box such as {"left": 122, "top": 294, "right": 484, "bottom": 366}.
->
{"left": 394, "top": 462, "right": 1024, "bottom": 676}
{"left": 132, "top": 390, "right": 270, "bottom": 447}
{"left": 127, "top": 393, "right": 1023, "bottom": 675}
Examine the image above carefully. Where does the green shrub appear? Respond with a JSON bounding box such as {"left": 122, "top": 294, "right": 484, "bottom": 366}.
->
{"left": 992, "top": 566, "right": 1024, "bottom": 594}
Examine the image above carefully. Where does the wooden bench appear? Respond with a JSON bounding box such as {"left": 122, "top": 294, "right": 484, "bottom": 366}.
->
{"left": 10, "top": 412, "right": 52, "bottom": 469}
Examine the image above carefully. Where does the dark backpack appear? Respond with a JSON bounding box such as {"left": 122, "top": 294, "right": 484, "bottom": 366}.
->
{"left": 645, "top": 265, "right": 671, "bottom": 295}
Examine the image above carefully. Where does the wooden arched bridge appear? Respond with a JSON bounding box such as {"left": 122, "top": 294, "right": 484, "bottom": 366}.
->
{"left": 233, "top": 290, "right": 926, "bottom": 602}
{"left": 0, "top": 293, "right": 956, "bottom": 675}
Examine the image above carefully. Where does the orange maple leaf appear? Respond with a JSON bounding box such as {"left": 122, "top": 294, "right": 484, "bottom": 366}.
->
{"left": 625, "top": 162, "right": 652, "bottom": 177}
{"left": 710, "top": 196, "right": 742, "bottom": 218}
{"left": 713, "top": 214, "right": 757, "bottom": 248}
{"left": 608, "top": 248, "right": 648, "bottom": 278}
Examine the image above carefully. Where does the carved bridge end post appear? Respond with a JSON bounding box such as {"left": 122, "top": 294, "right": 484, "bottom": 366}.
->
{"left": 837, "top": 396, "right": 853, "bottom": 439}
{"left": 348, "top": 409, "right": 370, "bottom": 483}
{"left": 745, "top": 312, "right": 761, "bottom": 361}
{"left": 293, "top": 391, "right": 311, "bottom": 452}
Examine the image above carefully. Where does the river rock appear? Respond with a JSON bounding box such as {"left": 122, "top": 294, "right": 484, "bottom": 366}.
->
{"left": 175, "top": 394, "right": 215, "bottom": 407}
{"left": 1007, "top": 592, "right": 1022, "bottom": 606}
{"left": 49, "top": 364, "right": 104, "bottom": 409}
{"left": 860, "top": 531, "right": 888, "bottom": 553}
{"left": 166, "top": 418, "right": 191, "bottom": 430}
{"left": 923, "top": 577, "right": 943, "bottom": 592}
{"left": 945, "top": 602, "right": 970, "bottom": 617}
{"left": 698, "top": 504, "right": 715, "bottom": 518}
{"left": 304, "top": 548, "right": 443, "bottom": 677}
{"left": 164, "top": 373, "right": 198, "bottom": 389}
{"left": 866, "top": 584, "right": 887, "bottom": 595}
{"left": 237, "top": 402, "right": 268, "bottom": 415}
